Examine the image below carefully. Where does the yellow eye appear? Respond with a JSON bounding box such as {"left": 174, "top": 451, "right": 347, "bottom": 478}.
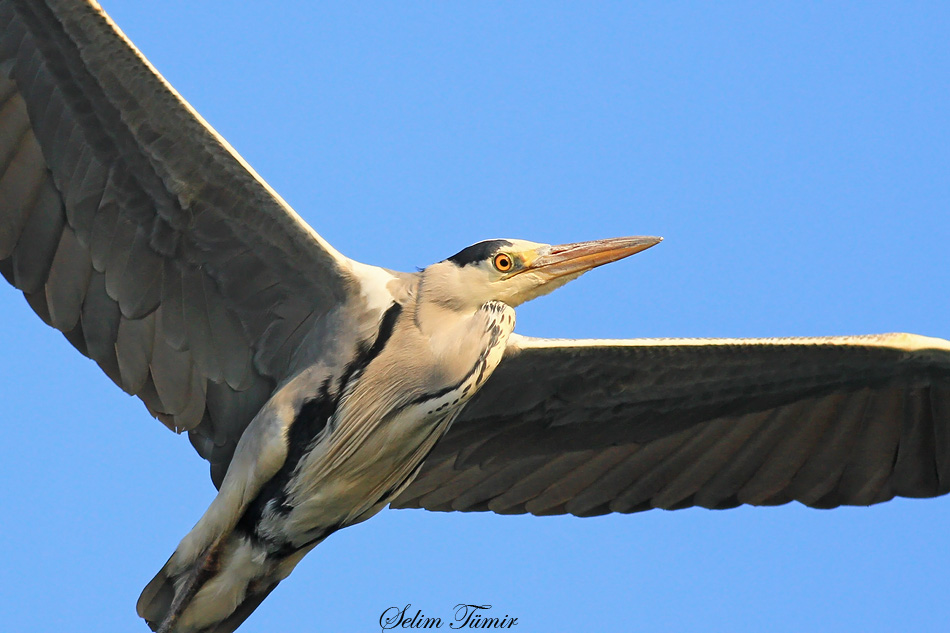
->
{"left": 493, "top": 253, "right": 514, "bottom": 272}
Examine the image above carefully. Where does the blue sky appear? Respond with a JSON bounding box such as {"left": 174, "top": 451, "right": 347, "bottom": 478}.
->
{"left": 2, "top": 2, "right": 949, "bottom": 632}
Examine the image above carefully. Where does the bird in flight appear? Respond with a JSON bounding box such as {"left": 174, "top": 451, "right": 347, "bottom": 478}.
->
{"left": 1, "top": 2, "right": 948, "bottom": 632}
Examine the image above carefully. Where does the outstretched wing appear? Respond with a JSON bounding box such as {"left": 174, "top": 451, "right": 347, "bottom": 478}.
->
{"left": 393, "top": 333, "right": 950, "bottom": 515}
{"left": 0, "top": 0, "right": 361, "bottom": 484}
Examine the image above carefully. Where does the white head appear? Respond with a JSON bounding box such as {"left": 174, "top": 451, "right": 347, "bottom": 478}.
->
{"left": 418, "top": 236, "right": 662, "bottom": 312}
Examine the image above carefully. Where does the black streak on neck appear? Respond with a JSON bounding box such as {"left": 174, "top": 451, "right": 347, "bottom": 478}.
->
{"left": 336, "top": 301, "right": 403, "bottom": 392}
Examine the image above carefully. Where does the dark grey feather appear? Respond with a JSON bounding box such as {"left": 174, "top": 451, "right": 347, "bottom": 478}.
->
{"left": 117, "top": 227, "right": 162, "bottom": 319}
{"left": 103, "top": 214, "right": 137, "bottom": 304}
{"left": 616, "top": 413, "right": 737, "bottom": 511}
{"left": 0, "top": 88, "right": 31, "bottom": 177}
{"left": 652, "top": 408, "right": 767, "bottom": 509}
{"left": 394, "top": 337, "right": 950, "bottom": 516}
{"left": 782, "top": 390, "right": 870, "bottom": 505}
{"left": 891, "top": 387, "right": 939, "bottom": 496}
{"left": 497, "top": 448, "right": 627, "bottom": 514}
{"left": 114, "top": 312, "right": 154, "bottom": 395}
{"left": 45, "top": 225, "right": 91, "bottom": 331}
{"left": 933, "top": 383, "right": 950, "bottom": 487}
{"left": 149, "top": 308, "right": 198, "bottom": 416}
{"left": 181, "top": 265, "right": 222, "bottom": 383}
{"left": 174, "top": 373, "right": 209, "bottom": 432}
{"left": 0, "top": 126, "right": 46, "bottom": 258}
{"left": 11, "top": 171, "right": 63, "bottom": 293}
{"left": 63, "top": 144, "right": 108, "bottom": 239}
{"left": 23, "top": 286, "right": 51, "bottom": 325}
{"left": 0, "top": 64, "right": 16, "bottom": 103}
{"left": 833, "top": 388, "right": 901, "bottom": 506}
{"left": 159, "top": 257, "right": 187, "bottom": 350}
{"left": 79, "top": 269, "right": 121, "bottom": 385}
{"left": 86, "top": 166, "right": 121, "bottom": 270}
{"left": 448, "top": 456, "right": 551, "bottom": 512}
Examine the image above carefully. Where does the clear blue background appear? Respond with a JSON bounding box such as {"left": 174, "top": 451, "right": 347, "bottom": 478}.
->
{"left": 2, "top": 2, "right": 949, "bottom": 632}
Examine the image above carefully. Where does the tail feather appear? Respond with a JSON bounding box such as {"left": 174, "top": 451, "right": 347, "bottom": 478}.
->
{"left": 204, "top": 582, "right": 281, "bottom": 633}
{"left": 135, "top": 535, "right": 302, "bottom": 633}
{"left": 137, "top": 542, "right": 224, "bottom": 633}
{"left": 137, "top": 557, "right": 176, "bottom": 631}
{"left": 137, "top": 568, "right": 278, "bottom": 633}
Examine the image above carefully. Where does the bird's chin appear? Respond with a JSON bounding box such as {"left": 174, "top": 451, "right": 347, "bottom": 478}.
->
{"left": 504, "top": 271, "right": 584, "bottom": 307}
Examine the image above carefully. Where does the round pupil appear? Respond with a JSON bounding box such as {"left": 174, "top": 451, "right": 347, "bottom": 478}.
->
{"left": 495, "top": 254, "right": 512, "bottom": 270}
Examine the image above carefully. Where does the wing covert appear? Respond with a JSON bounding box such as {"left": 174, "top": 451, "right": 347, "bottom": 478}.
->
{"left": 392, "top": 333, "right": 950, "bottom": 516}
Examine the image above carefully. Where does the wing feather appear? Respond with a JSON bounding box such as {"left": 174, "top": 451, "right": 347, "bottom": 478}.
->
{"left": 651, "top": 406, "right": 761, "bottom": 509}
{"left": 834, "top": 387, "right": 902, "bottom": 506}
{"left": 114, "top": 311, "right": 154, "bottom": 395}
{"left": 173, "top": 366, "right": 208, "bottom": 432}
{"left": 933, "top": 383, "right": 950, "bottom": 486}
{"left": 45, "top": 225, "right": 91, "bottom": 330}
{"left": 393, "top": 334, "right": 950, "bottom": 516}
{"left": 11, "top": 166, "right": 63, "bottom": 293}
{"left": 116, "top": 227, "right": 163, "bottom": 319}
{"left": 79, "top": 269, "right": 121, "bottom": 383}
{"left": 0, "top": 120, "right": 45, "bottom": 257}
{"left": 892, "top": 387, "right": 939, "bottom": 496}
{"left": 513, "top": 448, "right": 629, "bottom": 514}
{"left": 149, "top": 309, "right": 197, "bottom": 418}
{"left": 0, "top": 91, "right": 31, "bottom": 175}
{"left": 0, "top": 0, "right": 374, "bottom": 484}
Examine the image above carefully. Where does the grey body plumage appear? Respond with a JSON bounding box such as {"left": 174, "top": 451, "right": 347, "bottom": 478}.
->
{"left": 2, "top": 2, "right": 950, "bottom": 633}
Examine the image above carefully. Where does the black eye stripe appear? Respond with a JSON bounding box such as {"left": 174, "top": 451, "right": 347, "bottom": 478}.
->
{"left": 446, "top": 239, "right": 514, "bottom": 267}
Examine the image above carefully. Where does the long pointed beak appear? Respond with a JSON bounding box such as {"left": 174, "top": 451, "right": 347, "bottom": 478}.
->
{"left": 523, "top": 235, "right": 662, "bottom": 280}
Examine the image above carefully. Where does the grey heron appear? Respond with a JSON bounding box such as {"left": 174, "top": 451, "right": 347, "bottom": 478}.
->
{"left": 1, "top": 0, "right": 950, "bottom": 628}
